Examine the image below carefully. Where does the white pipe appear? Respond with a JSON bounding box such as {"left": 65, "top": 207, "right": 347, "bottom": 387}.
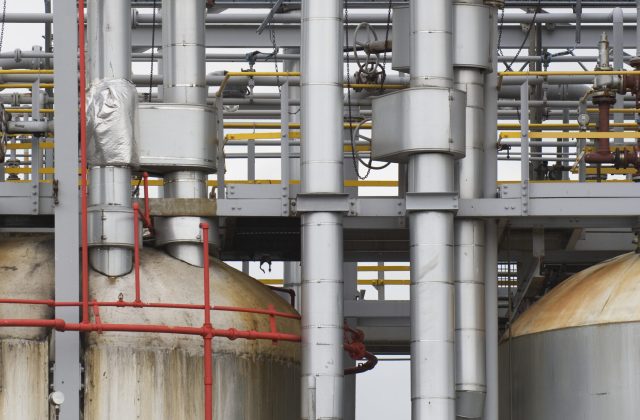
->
{"left": 300, "top": 1, "right": 344, "bottom": 419}
{"left": 408, "top": 1, "right": 456, "bottom": 418}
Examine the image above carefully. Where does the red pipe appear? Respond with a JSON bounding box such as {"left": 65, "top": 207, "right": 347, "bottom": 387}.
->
{"left": 200, "top": 222, "right": 213, "bottom": 420}
{"left": 0, "top": 299, "right": 301, "bottom": 320}
{"left": 133, "top": 203, "right": 142, "bottom": 305}
{"left": 78, "top": 0, "right": 89, "bottom": 324}
{"left": 596, "top": 101, "right": 611, "bottom": 155}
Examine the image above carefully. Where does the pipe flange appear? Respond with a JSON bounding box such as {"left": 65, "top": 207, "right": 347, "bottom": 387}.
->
{"left": 484, "top": 0, "right": 504, "bottom": 8}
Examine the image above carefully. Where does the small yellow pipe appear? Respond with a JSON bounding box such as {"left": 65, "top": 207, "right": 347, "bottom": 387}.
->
{"left": 0, "top": 70, "right": 53, "bottom": 75}
{"left": 0, "top": 83, "right": 54, "bottom": 89}
{"left": 498, "top": 70, "right": 640, "bottom": 76}
{"left": 500, "top": 131, "right": 640, "bottom": 139}
{"left": 222, "top": 122, "right": 372, "bottom": 130}
{"left": 5, "top": 141, "right": 54, "bottom": 150}
{"left": 5, "top": 108, "right": 54, "bottom": 114}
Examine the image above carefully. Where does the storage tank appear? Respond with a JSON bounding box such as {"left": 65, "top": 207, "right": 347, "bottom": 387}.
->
{"left": 499, "top": 252, "right": 640, "bottom": 420}
{"left": 0, "top": 235, "right": 300, "bottom": 419}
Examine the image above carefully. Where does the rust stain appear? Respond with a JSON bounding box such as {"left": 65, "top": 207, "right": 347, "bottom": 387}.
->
{"left": 508, "top": 252, "right": 640, "bottom": 338}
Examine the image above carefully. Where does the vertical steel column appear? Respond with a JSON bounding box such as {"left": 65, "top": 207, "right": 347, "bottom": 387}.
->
{"left": 283, "top": 47, "right": 302, "bottom": 309}
{"left": 53, "top": 1, "right": 81, "bottom": 418}
{"left": 300, "top": 1, "right": 344, "bottom": 419}
{"left": 87, "top": 0, "right": 133, "bottom": 277}
{"left": 483, "top": 6, "right": 500, "bottom": 419}
{"left": 161, "top": 0, "right": 214, "bottom": 267}
{"left": 408, "top": 1, "right": 456, "bottom": 419}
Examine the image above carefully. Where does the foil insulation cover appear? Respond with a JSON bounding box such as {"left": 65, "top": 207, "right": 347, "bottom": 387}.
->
{"left": 87, "top": 79, "right": 138, "bottom": 167}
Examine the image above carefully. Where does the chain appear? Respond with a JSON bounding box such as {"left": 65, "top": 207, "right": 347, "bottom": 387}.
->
{"left": 269, "top": 21, "right": 281, "bottom": 93}
{"left": 0, "top": 0, "right": 7, "bottom": 54}
{"left": 379, "top": 0, "right": 393, "bottom": 92}
{"left": 147, "top": 0, "right": 159, "bottom": 101}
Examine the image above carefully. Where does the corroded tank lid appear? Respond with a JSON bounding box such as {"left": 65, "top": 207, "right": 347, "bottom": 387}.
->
{"left": 509, "top": 252, "right": 640, "bottom": 338}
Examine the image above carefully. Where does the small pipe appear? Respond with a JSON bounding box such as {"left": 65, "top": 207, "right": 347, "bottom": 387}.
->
{"left": 133, "top": 203, "right": 142, "bottom": 305}
{"left": 267, "top": 285, "right": 297, "bottom": 307}
{"left": 78, "top": 0, "right": 89, "bottom": 325}
{"left": 597, "top": 102, "right": 611, "bottom": 154}
{"left": 142, "top": 172, "right": 153, "bottom": 231}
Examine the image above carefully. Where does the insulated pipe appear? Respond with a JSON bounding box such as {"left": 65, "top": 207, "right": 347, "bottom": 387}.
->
{"left": 300, "top": 1, "right": 344, "bottom": 419}
{"left": 160, "top": 0, "right": 215, "bottom": 267}
{"left": 454, "top": 66, "right": 487, "bottom": 420}
{"left": 408, "top": 1, "right": 456, "bottom": 419}
{"left": 87, "top": 0, "right": 133, "bottom": 277}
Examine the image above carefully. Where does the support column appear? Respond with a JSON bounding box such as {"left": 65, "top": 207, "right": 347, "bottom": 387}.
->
{"left": 483, "top": 4, "right": 501, "bottom": 420}
{"left": 300, "top": 1, "right": 345, "bottom": 419}
{"left": 53, "top": 1, "right": 81, "bottom": 418}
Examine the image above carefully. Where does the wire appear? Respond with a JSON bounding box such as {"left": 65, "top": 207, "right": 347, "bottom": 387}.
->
{"left": 379, "top": 0, "right": 393, "bottom": 93}
{"left": 148, "top": 0, "right": 158, "bottom": 101}
{"left": 344, "top": 0, "right": 391, "bottom": 180}
{"left": 506, "top": 0, "right": 542, "bottom": 71}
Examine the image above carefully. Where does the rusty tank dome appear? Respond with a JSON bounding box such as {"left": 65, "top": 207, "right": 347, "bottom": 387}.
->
{"left": 507, "top": 252, "right": 640, "bottom": 339}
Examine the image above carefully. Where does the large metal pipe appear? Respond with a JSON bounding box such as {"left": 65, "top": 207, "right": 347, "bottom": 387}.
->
{"left": 160, "top": 0, "right": 214, "bottom": 267}
{"left": 87, "top": 0, "right": 133, "bottom": 277}
{"left": 408, "top": 1, "right": 457, "bottom": 419}
{"left": 300, "top": 1, "right": 344, "bottom": 419}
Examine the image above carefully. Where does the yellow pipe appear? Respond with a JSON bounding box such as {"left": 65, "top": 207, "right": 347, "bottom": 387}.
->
{"left": 0, "top": 70, "right": 53, "bottom": 75}
{"left": 587, "top": 108, "right": 640, "bottom": 113}
{"left": 5, "top": 108, "right": 54, "bottom": 114}
{"left": 499, "top": 131, "right": 640, "bottom": 139}
{"left": 223, "top": 122, "right": 372, "bottom": 130}
{"left": 225, "top": 131, "right": 301, "bottom": 141}
{"left": 498, "top": 122, "right": 638, "bottom": 130}
{"left": 498, "top": 70, "right": 640, "bottom": 76}
{"left": 358, "top": 266, "right": 410, "bottom": 272}
{"left": 138, "top": 179, "right": 398, "bottom": 188}
{"left": 0, "top": 83, "right": 54, "bottom": 89}
{"left": 5, "top": 141, "right": 54, "bottom": 150}
{"left": 4, "top": 167, "right": 55, "bottom": 174}
{"left": 346, "top": 83, "right": 407, "bottom": 89}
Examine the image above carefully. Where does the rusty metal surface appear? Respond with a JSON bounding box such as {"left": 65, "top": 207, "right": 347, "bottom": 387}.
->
{"left": 508, "top": 252, "right": 640, "bottom": 338}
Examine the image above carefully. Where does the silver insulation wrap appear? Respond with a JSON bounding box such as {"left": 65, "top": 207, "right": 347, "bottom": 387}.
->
{"left": 87, "top": 78, "right": 138, "bottom": 167}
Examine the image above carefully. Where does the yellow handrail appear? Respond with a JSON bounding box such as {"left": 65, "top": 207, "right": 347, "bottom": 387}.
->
{"left": 498, "top": 70, "right": 640, "bottom": 77}
{"left": 500, "top": 131, "right": 640, "bottom": 139}
{"left": 0, "top": 70, "right": 53, "bottom": 75}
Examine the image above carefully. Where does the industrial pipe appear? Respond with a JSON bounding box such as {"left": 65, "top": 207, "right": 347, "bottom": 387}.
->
{"left": 408, "top": 0, "right": 458, "bottom": 419}
{"left": 300, "top": 1, "right": 345, "bottom": 419}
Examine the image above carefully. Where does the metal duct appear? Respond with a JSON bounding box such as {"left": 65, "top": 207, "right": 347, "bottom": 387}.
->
{"left": 159, "top": 0, "right": 216, "bottom": 267}
{"left": 86, "top": 0, "right": 134, "bottom": 277}
{"left": 408, "top": 1, "right": 460, "bottom": 419}
{"left": 300, "top": 1, "right": 344, "bottom": 419}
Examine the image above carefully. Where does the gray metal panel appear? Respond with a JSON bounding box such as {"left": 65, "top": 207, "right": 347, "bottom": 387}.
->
{"left": 391, "top": 5, "right": 409, "bottom": 73}
{"left": 371, "top": 87, "right": 466, "bottom": 162}
{"left": 53, "top": 1, "right": 81, "bottom": 419}
{"left": 0, "top": 184, "right": 54, "bottom": 215}
{"left": 499, "top": 323, "right": 640, "bottom": 420}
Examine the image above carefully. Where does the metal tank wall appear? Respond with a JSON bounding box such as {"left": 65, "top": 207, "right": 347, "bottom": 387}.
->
{"left": 85, "top": 246, "right": 301, "bottom": 420}
{"left": 0, "top": 236, "right": 300, "bottom": 419}
{"left": 499, "top": 252, "right": 640, "bottom": 420}
{"left": 0, "top": 235, "right": 53, "bottom": 419}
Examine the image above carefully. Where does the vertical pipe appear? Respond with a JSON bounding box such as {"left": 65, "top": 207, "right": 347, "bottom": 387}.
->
{"left": 300, "top": 1, "right": 344, "bottom": 419}
{"left": 87, "top": 0, "right": 133, "bottom": 277}
{"left": 597, "top": 102, "right": 611, "bottom": 154}
{"left": 483, "top": 6, "right": 500, "bottom": 420}
{"left": 161, "top": 0, "right": 215, "bottom": 267}
{"left": 408, "top": 0, "right": 455, "bottom": 419}
{"left": 284, "top": 47, "right": 303, "bottom": 310}
{"left": 201, "top": 222, "right": 213, "bottom": 420}
{"left": 79, "top": 0, "right": 89, "bottom": 324}
{"left": 455, "top": 64, "right": 487, "bottom": 420}
{"left": 133, "top": 203, "right": 141, "bottom": 304}
{"left": 612, "top": 7, "right": 624, "bottom": 136}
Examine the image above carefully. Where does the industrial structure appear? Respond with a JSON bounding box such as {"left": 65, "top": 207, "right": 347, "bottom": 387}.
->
{"left": 0, "top": 0, "right": 640, "bottom": 419}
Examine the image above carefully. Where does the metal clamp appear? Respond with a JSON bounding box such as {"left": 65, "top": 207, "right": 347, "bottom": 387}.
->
{"left": 292, "top": 194, "right": 350, "bottom": 213}
{"left": 405, "top": 192, "right": 459, "bottom": 212}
